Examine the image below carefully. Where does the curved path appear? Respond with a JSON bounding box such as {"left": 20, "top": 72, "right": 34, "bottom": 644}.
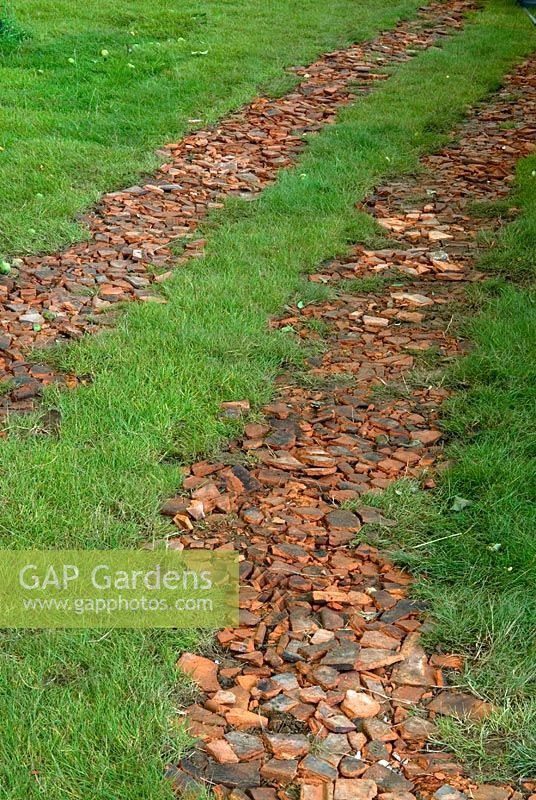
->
{"left": 0, "top": 0, "right": 472, "bottom": 413}
{"left": 164, "top": 56, "right": 536, "bottom": 800}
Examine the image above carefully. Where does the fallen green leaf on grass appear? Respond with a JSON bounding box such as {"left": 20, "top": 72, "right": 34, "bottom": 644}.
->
{"left": 450, "top": 495, "right": 472, "bottom": 512}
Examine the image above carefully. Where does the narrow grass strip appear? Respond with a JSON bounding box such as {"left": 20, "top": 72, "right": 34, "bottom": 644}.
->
{"left": 0, "top": 3, "right": 534, "bottom": 798}
{"left": 478, "top": 153, "right": 536, "bottom": 281}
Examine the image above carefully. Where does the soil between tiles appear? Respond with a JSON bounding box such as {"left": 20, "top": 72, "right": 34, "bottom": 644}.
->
{"left": 160, "top": 57, "right": 536, "bottom": 800}
{"left": 0, "top": 0, "right": 474, "bottom": 414}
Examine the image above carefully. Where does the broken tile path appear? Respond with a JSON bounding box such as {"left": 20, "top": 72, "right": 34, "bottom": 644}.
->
{"left": 1, "top": 0, "right": 534, "bottom": 795}
{"left": 0, "top": 0, "right": 474, "bottom": 412}
{"left": 163, "top": 55, "right": 536, "bottom": 800}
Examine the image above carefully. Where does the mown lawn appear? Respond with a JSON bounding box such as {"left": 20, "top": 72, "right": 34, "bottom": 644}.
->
{"left": 0, "top": 0, "right": 534, "bottom": 796}
{"left": 0, "top": 0, "right": 424, "bottom": 254}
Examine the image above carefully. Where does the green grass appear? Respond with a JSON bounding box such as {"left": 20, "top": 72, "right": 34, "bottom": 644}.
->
{"left": 0, "top": 1, "right": 534, "bottom": 796}
{"left": 0, "top": 2, "right": 27, "bottom": 45}
{"left": 359, "top": 153, "right": 536, "bottom": 780}
{"left": 478, "top": 154, "right": 536, "bottom": 281}
{"left": 0, "top": 629, "right": 200, "bottom": 797}
{"left": 338, "top": 275, "right": 391, "bottom": 293}
{"left": 303, "top": 318, "right": 333, "bottom": 338}
{"left": 0, "top": 0, "right": 425, "bottom": 255}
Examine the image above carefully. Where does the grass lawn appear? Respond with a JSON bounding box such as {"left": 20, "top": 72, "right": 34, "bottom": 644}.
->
{"left": 365, "top": 151, "right": 536, "bottom": 781}
{"left": 0, "top": 0, "right": 534, "bottom": 796}
{"left": 0, "top": 0, "right": 425, "bottom": 255}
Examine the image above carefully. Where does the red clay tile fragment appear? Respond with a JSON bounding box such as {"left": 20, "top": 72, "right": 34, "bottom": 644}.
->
{"left": 340, "top": 690, "right": 381, "bottom": 719}
{"left": 176, "top": 653, "right": 220, "bottom": 692}
{"left": 263, "top": 733, "right": 310, "bottom": 760}
{"left": 334, "top": 779, "right": 378, "bottom": 800}
{"left": 205, "top": 739, "right": 240, "bottom": 764}
{"left": 427, "top": 691, "right": 493, "bottom": 721}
